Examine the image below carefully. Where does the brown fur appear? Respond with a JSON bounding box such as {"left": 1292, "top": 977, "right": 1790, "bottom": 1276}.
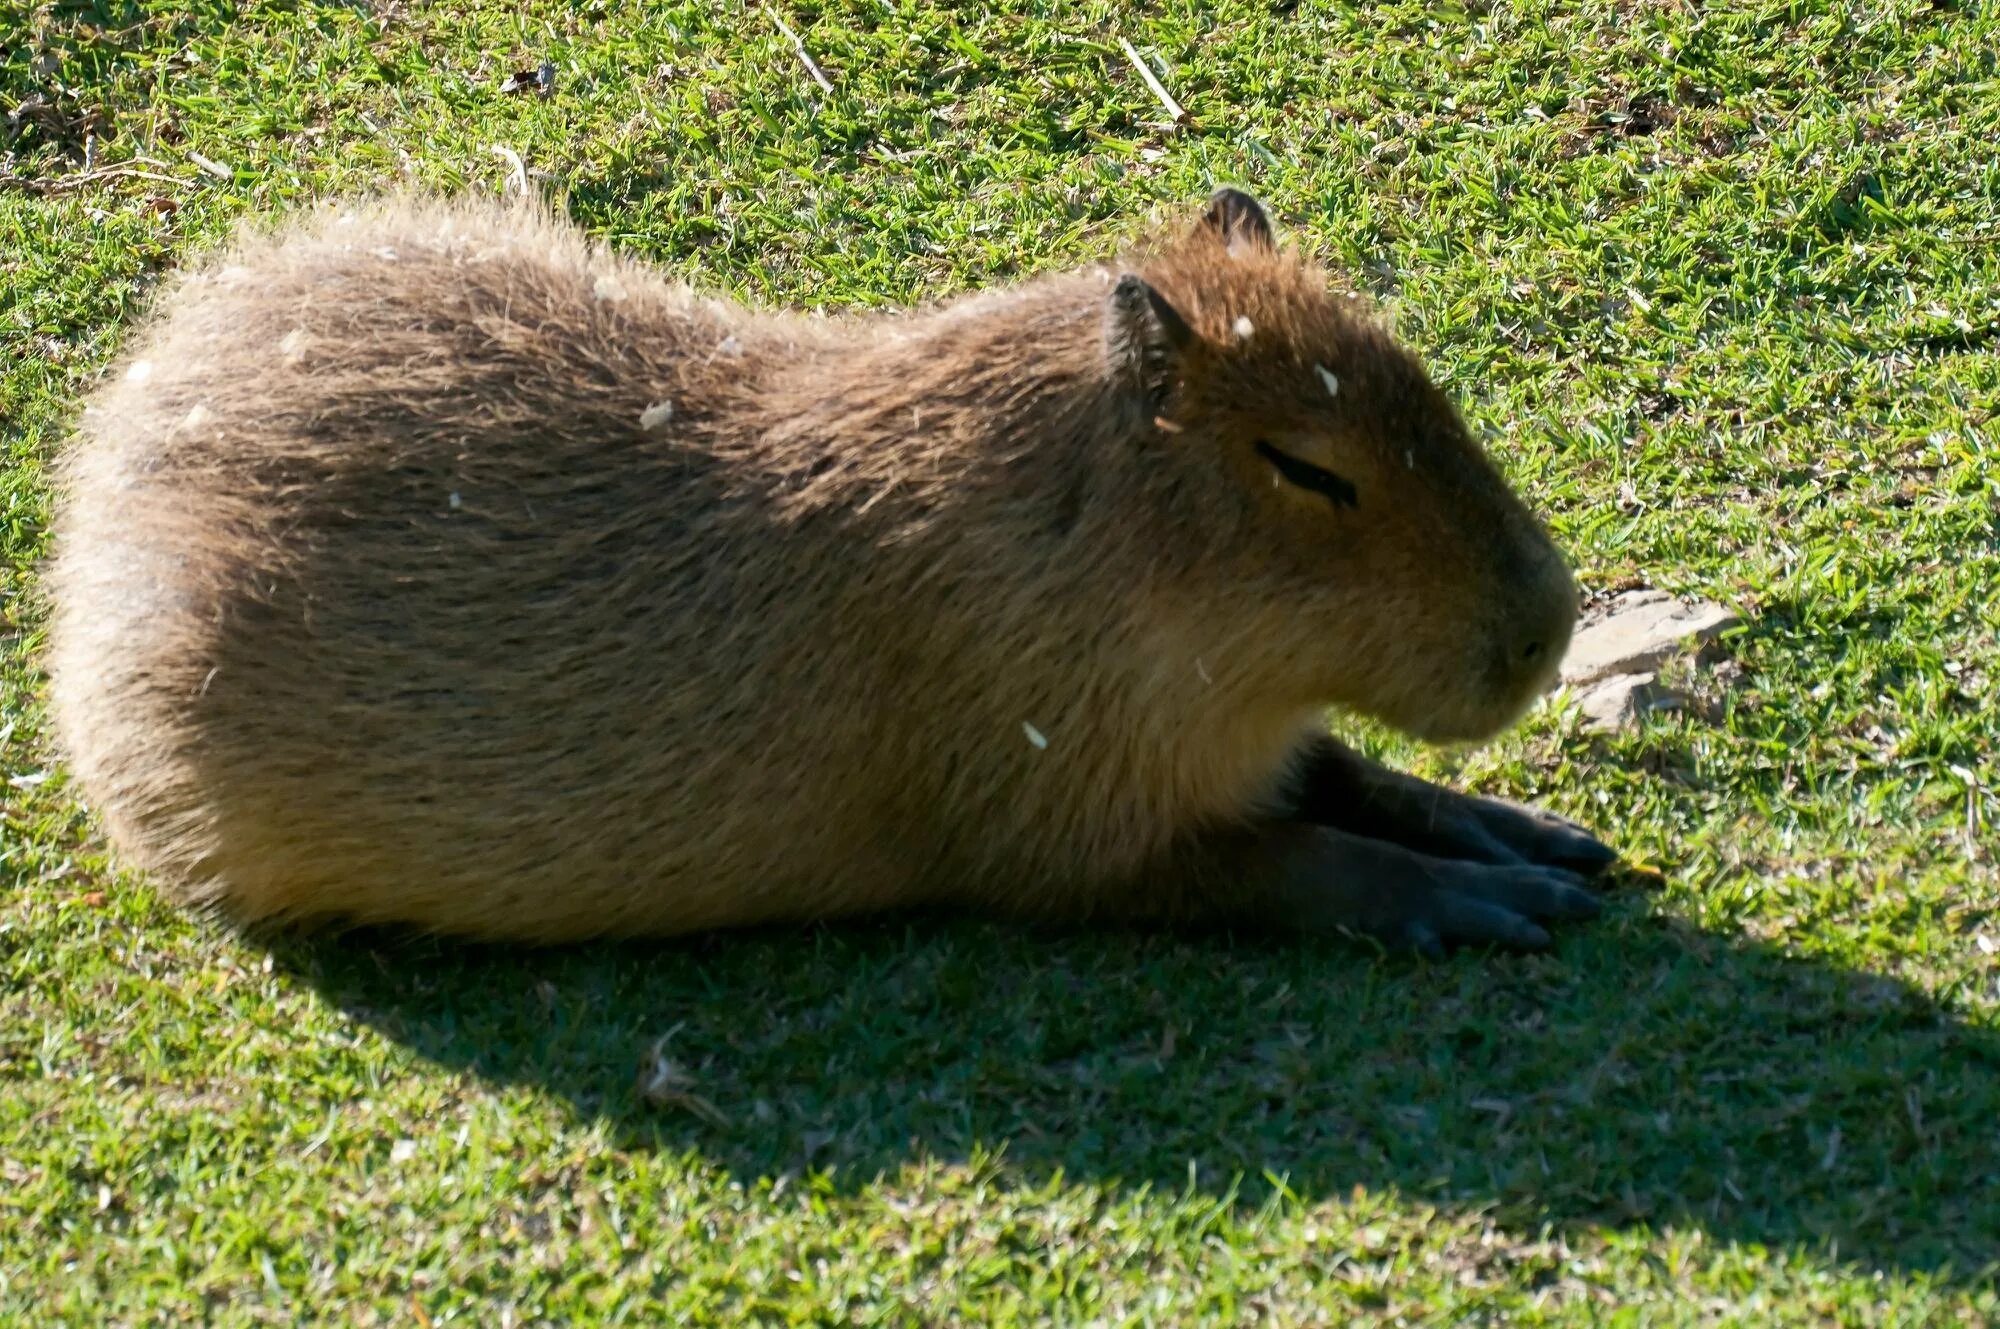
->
{"left": 44, "top": 191, "right": 1578, "bottom": 941}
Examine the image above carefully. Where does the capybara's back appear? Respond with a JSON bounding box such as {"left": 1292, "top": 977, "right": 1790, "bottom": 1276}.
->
{"left": 48, "top": 191, "right": 1595, "bottom": 944}
{"left": 47, "top": 199, "right": 909, "bottom": 939}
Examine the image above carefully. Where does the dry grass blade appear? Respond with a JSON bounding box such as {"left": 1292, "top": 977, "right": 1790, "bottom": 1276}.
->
{"left": 4, "top": 164, "right": 197, "bottom": 196}
{"left": 1117, "top": 38, "right": 1189, "bottom": 127}
{"left": 489, "top": 144, "right": 530, "bottom": 196}
{"left": 186, "top": 150, "right": 233, "bottom": 180}
{"left": 770, "top": 10, "right": 836, "bottom": 94}
{"left": 636, "top": 1033, "right": 730, "bottom": 1127}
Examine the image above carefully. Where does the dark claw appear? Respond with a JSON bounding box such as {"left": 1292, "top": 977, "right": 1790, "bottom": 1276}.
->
{"left": 1551, "top": 881, "right": 1604, "bottom": 920}
{"left": 1470, "top": 797, "right": 1620, "bottom": 875}
{"left": 1541, "top": 829, "right": 1619, "bottom": 875}
{"left": 1511, "top": 917, "right": 1553, "bottom": 949}
{"left": 1517, "top": 867, "right": 1604, "bottom": 921}
{"left": 1426, "top": 887, "right": 1555, "bottom": 951}
{"left": 1481, "top": 911, "right": 1551, "bottom": 951}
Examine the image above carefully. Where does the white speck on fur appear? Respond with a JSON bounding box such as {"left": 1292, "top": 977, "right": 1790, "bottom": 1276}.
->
{"left": 1195, "top": 658, "right": 1213, "bottom": 685}
{"left": 179, "top": 403, "right": 210, "bottom": 431}
{"left": 125, "top": 360, "right": 153, "bottom": 384}
{"left": 718, "top": 335, "right": 744, "bottom": 358}
{"left": 447, "top": 491, "right": 462, "bottom": 510}
{"left": 280, "top": 329, "right": 309, "bottom": 363}
{"left": 1232, "top": 315, "right": 1255, "bottom": 341}
{"left": 373, "top": 246, "right": 399, "bottom": 262}
{"left": 1315, "top": 364, "right": 1340, "bottom": 398}
{"left": 1406, "top": 449, "right": 1416, "bottom": 470}
{"left": 1022, "top": 721, "right": 1049, "bottom": 750}
{"left": 593, "top": 274, "right": 629, "bottom": 302}
{"left": 640, "top": 401, "right": 675, "bottom": 430}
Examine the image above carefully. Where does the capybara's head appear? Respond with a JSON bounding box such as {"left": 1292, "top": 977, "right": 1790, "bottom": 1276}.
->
{"left": 1105, "top": 189, "right": 1576, "bottom": 742}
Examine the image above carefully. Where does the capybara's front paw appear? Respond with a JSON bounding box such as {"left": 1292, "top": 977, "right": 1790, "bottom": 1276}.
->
{"left": 1358, "top": 858, "right": 1602, "bottom": 958}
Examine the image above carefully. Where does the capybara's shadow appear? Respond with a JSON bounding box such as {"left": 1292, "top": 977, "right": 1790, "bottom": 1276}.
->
{"left": 274, "top": 907, "right": 2000, "bottom": 1283}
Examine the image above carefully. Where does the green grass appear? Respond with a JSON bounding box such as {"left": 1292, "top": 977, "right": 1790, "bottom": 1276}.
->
{"left": 4, "top": 0, "right": 1999, "bottom": 1322}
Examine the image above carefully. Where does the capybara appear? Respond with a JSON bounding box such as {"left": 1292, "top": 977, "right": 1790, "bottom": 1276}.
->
{"left": 44, "top": 188, "right": 1615, "bottom": 953}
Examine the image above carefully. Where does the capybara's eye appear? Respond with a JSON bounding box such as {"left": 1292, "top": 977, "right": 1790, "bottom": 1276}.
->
{"left": 1253, "top": 440, "right": 1357, "bottom": 510}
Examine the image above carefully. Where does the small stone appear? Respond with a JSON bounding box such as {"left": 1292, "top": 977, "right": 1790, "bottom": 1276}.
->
{"left": 1572, "top": 671, "right": 1668, "bottom": 732}
{"left": 1560, "top": 590, "right": 1739, "bottom": 688}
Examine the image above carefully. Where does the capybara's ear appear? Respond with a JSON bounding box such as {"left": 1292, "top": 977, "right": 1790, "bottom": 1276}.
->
{"left": 1103, "top": 273, "right": 1194, "bottom": 409}
{"left": 1200, "top": 187, "right": 1277, "bottom": 256}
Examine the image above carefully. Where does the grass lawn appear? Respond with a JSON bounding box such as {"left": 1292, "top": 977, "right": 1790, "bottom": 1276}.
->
{"left": 4, "top": 0, "right": 1999, "bottom": 1322}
